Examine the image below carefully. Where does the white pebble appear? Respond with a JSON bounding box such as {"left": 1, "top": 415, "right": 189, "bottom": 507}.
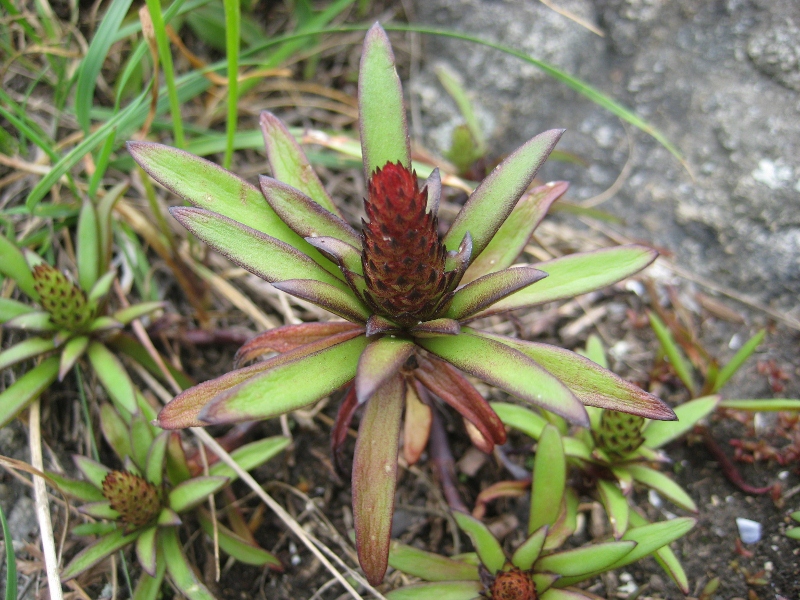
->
{"left": 736, "top": 517, "right": 762, "bottom": 544}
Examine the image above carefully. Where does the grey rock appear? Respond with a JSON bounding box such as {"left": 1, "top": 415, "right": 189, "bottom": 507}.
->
{"left": 412, "top": 0, "right": 800, "bottom": 311}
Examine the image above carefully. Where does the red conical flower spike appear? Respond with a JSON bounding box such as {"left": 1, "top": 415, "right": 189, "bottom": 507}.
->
{"left": 489, "top": 567, "right": 537, "bottom": 600}
{"left": 101, "top": 470, "right": 161, "bottom": 527}
{"left": 362, "top": 162, "right": 448, "bottom": 325}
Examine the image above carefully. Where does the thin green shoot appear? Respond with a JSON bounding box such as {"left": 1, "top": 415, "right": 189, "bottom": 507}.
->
{"left": 712, "top": 329, "right": 765, "bottom": 392}
{"left": 649, "top": 312, "right": 696, "bottom": 396}
{"left": 435, "top": 66, "right": 486, "bottom": 157}
{"left": 0, "top": 503, "right": 17, "bottom": 600}
{"left": 223, "top": 0, "right": 241, "bottom": 169}
{"left": 73, "top": 364, "right": 100, "bottom": 462}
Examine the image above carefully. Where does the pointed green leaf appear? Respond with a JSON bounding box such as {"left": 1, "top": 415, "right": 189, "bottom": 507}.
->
{"left": 476, "top": 246, "right": 658, "bottom": 317}
{"left": 0, "top": 356, "right": 58, "bottom": 428}
{"left": 0, "top": 233, "right": 37, "bottom": 300}
{"left": 135, "top": 525, "right": 158, "bottom": 576}
{"left": 130, "top": 413, "right": 155, "bottom": 469}
{"left": 649, "top": 311, "right": 696, "bottom": 394}
{"left": 385, "top": 581, "right": 484, "bottom": 600}
{"left": 198, "top": 334, "right": 369, "bottom": 425}
{"left": 627, "top": 465, "right": 697, "bottom": 512}
{"left": 146, "top": 432, "right": 170, "bottom": 486}
{"left": 86, "top": 316, "right": 122, "bottom": 334}
{"left": 417, "top": 330, "right": 588, "bottom": 426}
{"left": 208, "top": 436, "right": 291, "bottom": 480}
{"left": 305, "top": 236, "right": 364, "bottom": 274}
{"left": 0, "top": 298, "right": 36, "bottom": 321}
{"left": 128, "top": 141, "right": 308, "bottom": 251}
{"left": 544, "top": 489, "right": 579, "bottom": 551}
{"left": 62, "top": 527, "right": 140, "bottom": 580}
{"left": 453, "top": 511, "right": 505, "bottom": 574}
{"left": 359, "top": 23, "right": 410, "bottom": 176}
{"left": 46, "top": 472, "right": 105, "bottom": 502}
{"left": 409, "top": 318, "right": 461, "bottom": 337}
{"left": 3, "top": 311, "right": 56, "bottom": 332}
{"left": 0, "top": 503, "right": 17, "bottom": 600}
{"left": 272, "top": 279, "right": 368, "bottom": 323}
{"left": 100, "top": 403, "right": 133, "bottom": 462}
{"left": 58, "top": 335, "right": 89, "bottom": 381}
{"left": 76, "top": 198, "right": 100, "bottom": 292}
{"left": 389, "top": 540, "right": 480, "bottom": 581}
{"left": 197, "top": 512, "right": 282, "bottom": 568}
{"left": 170, "top": 207, "right": 347, "bottom": 289}
{"left": 444, "top": 129, "right": 564, "bottom": 262}
{"left": 259, "top": 176, "right": 361, "bottom": 248}
{"left": 132, "top": 557, "right": 166, "bottom": 600}
{"left": 88, "top": 270, "right": 117, "bottom": 303}
{"left": 462, "top": 181, "right": 568, "bottom": 283}
{"left": 718, "top": 398, "right": 800, "bottom": 411}
{"left": 74, "top": 455, "right": 112, "bottom": 488}
{"left": 511, "top": 525, "right": 548, "bottom": 570}
{"left": 490, "top": 402, "right": 547, "bottom": 440}
{"left": 355, "top": 336, "right": 415, "bottom": 404}
{"left": 530, "top": 424, "right": 566, "bottom": 533}
{"left": 597, "top": 478, "right": 629, "bottom": 539}
{"left": 79, "top": 501, "right": 120, "bottom": 520}
{"left": 259, "top": 111, "right": 339, "bottom": 215}
{"left": 536, "top": 541, "right": 636, "bottom": 576}
{"left": 642, "top": 395, "right": 719, "bottom": 448}
{"left": 445, "top": 267, "right": 547, "bottom": 320}
{"left": 476, "top": 331, "right": 675, "bottom": 420}
{"left": 786, "top": 527, "right": 800, "bottom": 540}
{"left": 714, "top": 329, "right": 765, "bottom": 392}
{"left": 158, "top": 508, "right": 182, "bottom": 526}
{"left": 161, "top": 527, "right": 216, "bottom": 600}
{"left": 629, "top": 509, "right": 689, "bottom": 593}
{"left": 168, "top": 476, "right": 228, "bottom": 513}
{"left": 0, "top": 337, "right": 55, "bottom": 371}
{"left": 353, "top": 374, "right": 404, "bottom": 585}
{"left": 86, "top": 341, "right": 137, "bottom": 414}
{"left": 113, "top": 301, "right": 165, "bottom": 325}
{"left": 540, "top": 588, "right": 597, "bottom": 600}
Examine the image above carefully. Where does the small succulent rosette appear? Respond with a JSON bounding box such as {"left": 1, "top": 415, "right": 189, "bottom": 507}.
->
{"left": 0, "top": 196, "right": 163, "bottom": 427}
{"left": 129, "top": 23, "right": 675, "bottom": 584}
{"left": 50, "top": 402, "right": 287, "bottom": 599}
{"left": 385, "top": 425, "right": 696, "bottom": 599}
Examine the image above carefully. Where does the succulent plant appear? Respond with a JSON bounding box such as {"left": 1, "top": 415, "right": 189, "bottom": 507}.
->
{"left": 128, "top": 23, "right": 675, "bottom": 584}
{"left": 51, "top": 401, "right": 287, "bottom": 599}
{"left": 385, "top": 424, "right": 696, "bottom": 599}
{"left": 0, "top": 195, "right": 163, "bottom": 427}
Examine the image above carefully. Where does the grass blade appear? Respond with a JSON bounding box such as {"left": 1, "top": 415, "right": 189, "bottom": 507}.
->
{"left": 0, "top": 503, "right": 17, "bottom": 600}
{"left": 222, "top": 0, "right": 240, "bottom": 168}
{"left": 713, "top": 329, "right": 765, "bottom": 392}
{"left": 648, "top": 311, "right": 696, "bottom": 395}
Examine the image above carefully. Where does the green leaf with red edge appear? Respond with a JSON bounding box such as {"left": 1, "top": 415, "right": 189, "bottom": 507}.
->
{"left": 544, "top": 488, "right": 579, "bottom": 551}
{"left": 87, "top": 270, "right": 116, "bottom": 303}
{"left": 304, "top": 236, "right": 364, "bottom": 275}
{"left": 76, "top": 198, "right": 100, "bottom": 292}
{"left": 461, "top": 181, "right": 568, "bottom": 283}
{"left": 443, "top": 129, "right": 564, "bottom": 263}
{"left": 198, "top": 334, "right": 370, "bottom": 425}
{"left": 475, "top": 331, "right": 675, "bottom": 421}
{"left": 388, "top": 540, "right": 480, "bottom": 581}
{"left": 112, "top": 301, "right": 164, "bottom": 325}
{"left": 3, "top": 311, "right": 56, "bottom": 332}
{"left": 234, "top": 321, "right": 363, "bottom": 366}
{"left": 540, "top": 588, "right": 601, "bottom": 600}
{"left": 132, "top": 557, "right": 166, "bottom": 600}
{"left": 0, "top": 298, "right": 36, "bottom": 321}
{"left": 384, "top": 581, "right": 484, "bottom": 600}
{"left": 128, "top": 141, "right": 306, "bottom": 250}
{"left": 0, "top": 233, "right": 38, "bottom": 301}
{"left": 100, "top": 403, "right": 133, "bottom": 463}
{"left": 452, "top": 511, "right": 505, "bottom": 574}
{"left": 0, "top": 356, "right": 58, "bottom": 428}
{"left": 409, "top": 318, "right": 461, "bottom": 337}
{"left": 554, "top": 517, "right": 696, "bottom": 587}
{"left": 168, "top": 476, "right": 228, "bottom": 513}
{"left": 259, "top": 111, "right": 339, "bottom": 216}
{"left": 353, "top": 374, "right": 404, "bottom": 586}
{"left": 530, "top": 424, "right": 566, "bottom": 533}
{"left": 161, "top": 527, "right": 216, "bottom": 600}
{"left": 642, "top": 395, "right": 719, "bottom": 448}
{"left": 198, "top": 512, "right": 283, "bottom": 569}
{"left": 511, "top": 525, "right": 548, "bottom": 570}
{"left": 170, "top": 207, "right": 348, "bottom": 289}
{"left": 74, "top": 455, "right": 111, "bottom": 488}
{"left": 135, "top": 525, "right": 158, "bottom": 577}
{"left": 628, "top": 511, "right": 689, "bottom": 594}
{"left": 490, "top": 402, "right": 548, "bottom": 439}
{"left": 208, "top": 436, "right": 290, "bottom": 481}
{"left": 61, "top": 527, "right": 140, "bottom": 580}
{"left": 415, "top": 356, "right": 507, "bottom": 448}
{"left": 46, "top": 472, "right": 105, "bottom": 502}
{"left": 0, "top": 337, "right": 56, "bottom": 371}
{"left": 58, "top": 335, "right": 89, "bottom": 381}
{"left": 444, "top": 266, "right": 548, "bottom": 321}
{"left": 359, "top": 23, "right": 410, "bottom": 177}
{"left": 627, "top": 464, "right": 697, "bottom": 512}
{"left": 474, "top": 245, "right": 658, "bottom": 318}
{"left": 417, "top": 330, "right": 588, "bottom": 426}
{"left": 355, "top": 336, "right": 415, "bottom": 404}
{"left": 145, "top": 432, "right": 169, "bottom": 486}
{"left": 86, "top": 341, "right": 137, "bottom": 415}
{"left": 535, "top": 541, "right": 636, "bottom": 576}
{"left": 272, "top": 279, "right": 370, "bottom": 323}
{"left": 259, "top": 176, "right": 362, "bottom": 248}
{"left": 596, "top": 478, "right": 629, "bottom": 539}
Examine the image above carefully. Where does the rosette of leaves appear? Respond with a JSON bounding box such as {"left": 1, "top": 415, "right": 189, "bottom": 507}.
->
{"left": 128, "top": 23, "right": 675, "bottom": 584}
{"left": 384, "top": 424, "right": 696, "bottom": 599}
{"left": 492, "top": 339, "right": 718, "bottom": 592}
{"left": 0, "top": 194, "right": 163, "bottom": 427}
{"left": 52, "top": 401, "right": 287, "bottom": 599}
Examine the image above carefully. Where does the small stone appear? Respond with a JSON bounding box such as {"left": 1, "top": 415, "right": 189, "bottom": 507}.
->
{"left": 736, "top": 517, "right": 762, "bottom": 544}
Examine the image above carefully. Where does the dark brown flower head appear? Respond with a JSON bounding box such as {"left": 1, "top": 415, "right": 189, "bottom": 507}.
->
{"left": 361, "top": 162, "right": 448, "bottom": 326}
{"left": 32, "top": 263, "right": 93, "bottom": 330}
{"left": 101, "top": 470, "right": 161, "bottom": 527}
{"left": 487, "top": 567, "right": 537, "bottom": 600}
{"left": 593, "top": 409, "right": 646, "bottom": 459}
